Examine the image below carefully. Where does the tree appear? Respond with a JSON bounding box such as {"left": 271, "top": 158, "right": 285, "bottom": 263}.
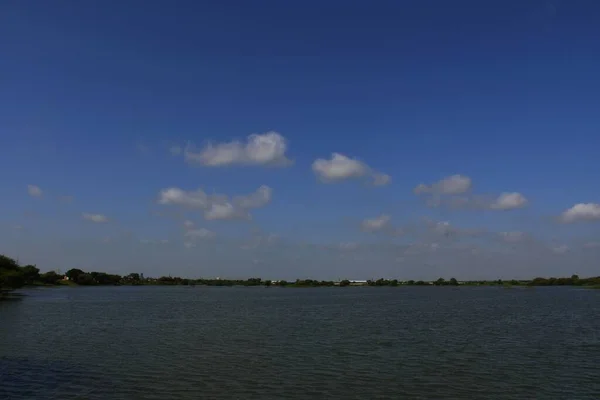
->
{"left": 76, "top": 273, "right": 95, "bottom": 285}
{"left": 66, "top": 268, "right": 85, "bottom": 282}
{"left": 126, "top": 273, "right": 141, "bottom": 282}
{"left": 449, "top": 277, "right": 459, "bottom": 286}
{"left": 40, "top": 271, "right": 61, "bottom": 285}
{"left": 0, "top": 255, "right": 20, "bottom": 271}
{"left": 22, "top": 265, "right": 40, "bottom": 284}
{"left": 0, "top": 269, "right": 26, "bottom": 292}
{"left": 0, "top": 255, "right": 26, "bottom": 293}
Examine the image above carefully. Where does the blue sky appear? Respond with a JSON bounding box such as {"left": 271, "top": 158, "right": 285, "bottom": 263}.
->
{"left": 1, "top": 0, "right": 599, "bottom": 279}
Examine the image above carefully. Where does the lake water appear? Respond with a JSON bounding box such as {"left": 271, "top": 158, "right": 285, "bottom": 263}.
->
{"left": 1, "top": 286, "right": 599, "bottom": 399}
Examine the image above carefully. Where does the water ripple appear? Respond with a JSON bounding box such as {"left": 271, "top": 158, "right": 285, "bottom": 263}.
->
{"left": 1, "top": 286, "right": 599, "bottom": 399}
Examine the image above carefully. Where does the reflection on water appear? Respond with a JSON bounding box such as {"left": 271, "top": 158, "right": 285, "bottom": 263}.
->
{"left": 1, "top": 286, "right": 599, "bottom": 399}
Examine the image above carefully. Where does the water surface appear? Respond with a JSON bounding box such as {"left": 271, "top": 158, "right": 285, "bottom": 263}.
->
{"left": 1, "top": 286, "right": 599, "bottom": 399}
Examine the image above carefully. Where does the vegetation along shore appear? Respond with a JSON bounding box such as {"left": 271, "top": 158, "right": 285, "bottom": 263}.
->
{"left": 2, "top": 254, "right": 599, "bottom": 296}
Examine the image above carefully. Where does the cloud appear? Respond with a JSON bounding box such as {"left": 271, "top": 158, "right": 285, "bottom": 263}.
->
{"left": 140, "top": 239, "right": 169, "bottom": 245}
{"left": 158, "top": 188, "right": 210, "bottom": 208}
{"left": 169, "top": 145, "right": 182, "bottom": 155}
{"left": 489, "top": 192, "right": 528, "bottom": 210}
{"left": 415, "top": 176, "right": 528, "bottom": 212}
{"left": 240, "top": 233, "right": 279, "bottom": 250}
{"left": 373, "top": 173, "right": 392, "bottom": 186}
{"left": 185, "top": 228, "right": 215, "bottom": 239}
{"left": 183, "top": 220, "right": 195, "bottom": 229}
{"left": 158, "top": 185, "right": 272, "bottom": 221}
{"left": 414, "top": 175, "right": 472, "bottom": 195}
{"left": 361, "top": 214, "right": 391, "bottom": 232}
{"left": 552, "top": 245, "right": 569, "bottom": 254}
{"left": 136, "top": 143, "right": 150, "bottom": 154}
{"left": 233, "top": 185, "right": 272, "bottom": 209}
{"left": 561, "top": 203, "right": 600, "bottom": 223}
{"left": 82, "top": 213, "right": 108, "bottom": 223}
{"left": 27, "top": 185, "right": 43, "bottom": 197}
{"left": 421, "top": 218, "right": 485, "bottom": 240}
{"left": 184, "top": 131, "right": 292, "bottom": 167}
{"left": 499, "top": 231, "right": 527, "bottom": 243}
{"left": 183, "top": 228, "right": 215, "bottom": 248}
{"left": 205, "top": 203, "right": 249, "bottom": 221}
{"left": 338, "top": 242, "right": 358, "bottom": 250}
{"left": 311, "top": 153, "right": 390, "bottom": 185}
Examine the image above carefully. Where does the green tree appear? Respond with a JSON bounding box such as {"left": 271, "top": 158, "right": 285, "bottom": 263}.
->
{"left": 66, "top": 268, "right": 85, "bottom": 282}
{"left": 0, "top": 255, "right": 26, "bottom": 294}
{"left": 76, "top": 273, "right": 95, "bottom": 285}
{"left": 0, "top": 269, "right": 26, "bottom": 292}
{"left": 40, "top": 271, "right": 61, "bottom": 285}
{"left": 449, "top": 277, "right": 459, "bottom": 286}
{"left": 22, "top": 265, "right": 40, "bottom": 284}
{"left": 0, "top": 254, "right": 20, "bottom": 271}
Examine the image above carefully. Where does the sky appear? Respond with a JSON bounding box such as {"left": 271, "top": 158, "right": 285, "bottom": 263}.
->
{"left": 1, "top": 0, "right": 599, "bottom": 280}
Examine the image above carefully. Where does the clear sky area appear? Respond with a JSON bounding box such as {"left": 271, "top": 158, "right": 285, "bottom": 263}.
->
{"left": 2, "top": 0, "right": 599, "bottom": 280}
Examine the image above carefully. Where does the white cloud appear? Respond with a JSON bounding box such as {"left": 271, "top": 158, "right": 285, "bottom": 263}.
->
{"left": 233, "top": 185, "right": 272, "bottom": 209}
{"left": 311, "top": 153, "right": 390, "bottom": 185}
{"left": 361, "top": 214, "right": 391, "bottom": 232}
{"left": 561, "top": 203, "right": 600, "bottom": 223}
{"left": 433, "top": 221, "right": 453, "bottom": 236}
{"left": 185, "top": 228, "right": 215, "bottom": 239}
{"left": 205, "top": 202, "right": 248, "bottom": 221}
{"left": 339, "top": 242, "right": 358, "bottom": 250}
{"left": 169, "top": 145, "right": 182, "bottom": 155}
{"left": 583, "top": 242, "right": 600, "bottom": 248}
{"left": 183, "top": 220, "right": 195, "bottom": 229}
{"left": 240, "top": 233, "right": 279, "bottom": 250}
{"left": 27, "top": 185, "right": 43, "bottom": 197}
{"left": 414, "top": 174, "right": 472, "bottom": 195}
{"left": 489, "top": 192, "right": 528, "bottom": 210}
{"left": 373, "top": 173, "right": 392, "bottom": 186}
{"left": 552, "top": 245, "right": 569, "bottom": 254}
{"left": 59, "top": 195, "right": 73, "bottom": 203}
{"left": 82, "top": 213, "right": 108, "bottom": 223}
{"left": 183, "top": 228, "right": 215, "bottom": 248}
{"left": 140, "top": 239, "right": 169, "bottom": 245}
{"left": 136, "top": 143, "right": 150, "bottom": 154}
{"left": 500, "top": 231, "right": 526, "bottom": 243}
{"left": 158, "top": 185, "right": 272, "bottom": 221}
{"left": 184, "top": 131, "right": 292, "bottom": 167}
{"left": 158, "top": 188, "right": 210, "bottom": 208}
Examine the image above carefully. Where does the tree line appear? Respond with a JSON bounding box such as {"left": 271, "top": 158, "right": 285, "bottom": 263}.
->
{"left": 2, "top": 254, "right": 599, "bottom": 295}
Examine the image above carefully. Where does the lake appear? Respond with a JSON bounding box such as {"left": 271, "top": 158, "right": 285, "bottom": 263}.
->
{"left": 1, "top": 286, "right": 599, "bottom": 399}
